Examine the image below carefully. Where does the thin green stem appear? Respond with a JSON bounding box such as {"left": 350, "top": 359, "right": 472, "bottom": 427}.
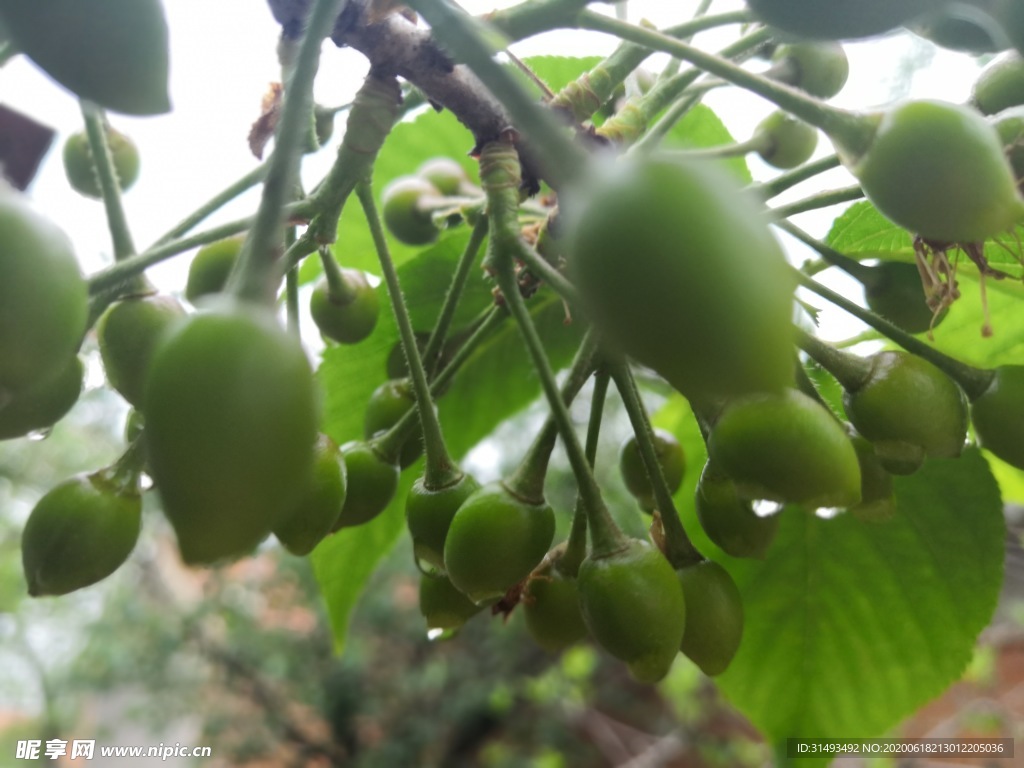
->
{"left": 671, "top": 133, "right": 769, "bottom": 161}
{"left": 422, "top": 215, "right": 489, "bottom": 378}
{"left": 768, "top": 185, "right": 864, "bottom": 219}
{"left": 774, "top": 219, "right": 873, "bottom": 282}
{"left": 481, "top": 139, "right": 625, "bottom": 555}
{"left": 577, "top": 11, "right": 879, "bottom": 160}
{"left": 560, "top": 367, "right": 610, "bottom": 577}
{"left": 357, "top": 180, "right": 461, "bottom": 489}
{"left": 514, "top": 240, "right": 579, "bottom": 305}
{"left": 80, "top": 104, "right": 138, "bottom": 265}
{"left": 285, "top": 227, "right": 300, "bottom": 336}
{"left": 794, "top": 269, "right": 995, "bottom": 399}
{"left": 152, "top": 163, "right": 268, "bottom": 246}
{"left": 407, "top": 0, "right": 588, "bottom": 189}
{"left": 318, "top": 247, "right": 357, "bottom": 302}
{"left": 794, "top": 326, "right": 872, "bottom": 391}
{"left": 485, "top": 0, "right": 593, "bottom": 42}
{"left": 608, "top": 360, "right": 702, "bottom": 568}
{"left": 630, "top": 91, "right": 705, "bottom": 154}
{"left": 755, "top": 153, "right": 841, "bottom": 200}
{"left": 229, "top": 0, "right": 349, "bottom": 303}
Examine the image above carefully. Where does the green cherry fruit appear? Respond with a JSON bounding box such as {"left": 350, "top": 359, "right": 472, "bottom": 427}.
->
{"left": 443, "top": 482, "right": 555, "bottom": 605}
{"left": 745, "top": 0, "right": 933, "bottom": 40}
{"left": 0, "top": 355, "right": 83, "bottom": 441}
{"left": 310, "top": 269, "right": 380, "bottom": 345}
{"left": 144, "top": 300, "right": 318, "bottom": 565}
{"left": 417, "top": 157, "right": 471, "bottom": 196}
{"left": 578, "top": 538, "right": 686, "bottom": 683}
{"left": 185, "top": 236, "right": 245, "bottom": 304}
{"left": 334, "top": 441, "right": 400, "bottom": 530}
{"left": 852, "top": 100, "right": 1024, "bottom": 243}
{"left": 862, "top": 261, "right": 946, "bottom": 335}
{"left": 97, "top": 294, "right": 186, "bottom": 409}
{"left": 21, "top": 472, "right": 141, "bottom": 596}
{"left": 0, "top": 186, "right": 87, "bottom": 395}
{"left": 992, "top": 106, "right": 1024, "bottom": 184}
{"left": 848, "top": 436, "right": 897, "bottom": 522}
{"left": 363, "top": 379, "right": 423, "bottom": 469}
{"left": 911, "top": 2, "right": 1010, "bottom": 53}
{"left": 406, "top": 472, "right": 482, "bottom": 572}
{"left": 273, "top": 434, "right": 348, "bottom": 556}
{"left": 843, "top": 351, "right": 968, "bottom": 475}
{"left": 381, "top": 176, "right": 441, "bottom": 246}
{"left": 695, "top": 463, "right": 780, "bottom": 560}
{"left": 419, "top": 570, "right": 483, "bottom": 632}
{"left": 755, "top": 111, "right": 819, "bottom": 169}
{"left": 708, "top": 389, "right": 862, "bottom": 509}
{"left": 567, "top": 155, "right": 796, "bottom": 403}
{"left": 677, "top": 561, "right": 744, "bottom": 677}
{"left": 619, "top": 428, "right": 686, "bottom": 512}
{"left": 62, "top": 127, "right": 140, "bottom": 199}
{"left": 0, "top": 0, "right": 170, "bottom": 115}
{"left": 973, "top": 52, "right": 1024, "bottom": 115}
{"left": 771, "top": 42, "right": 849, "bottom": 99}
{"left": 970, "top": 365, "right": 1024, "bottom": 470}
{"left": 523, "top": 566, "right": 589, "bottom": 653}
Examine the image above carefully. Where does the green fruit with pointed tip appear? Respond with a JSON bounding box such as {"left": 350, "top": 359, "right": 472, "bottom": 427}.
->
{"left": 677, "top": 560, "right": 744, "bottom": 676}
{"left": 848, "top": 436, "right": 897, "bottom": 521}
{"left": 0, "top": 186, "right": 87, "bottom": 395}
{"left": 185, "top": 236, "right": 244, "bottom": 303}
{"left": 310, "top": 269, "right": 379, "bottom": 345}
{"left": 406, "top": 472, "right": 481, "bottom": 572}
{"left": 381, "top": 176, "right": 441, "bottom": 245}
{"left": 974, "top": 52, "right": 1024, "bottom": 115}
{"left": 0, "top": 0, "right": 171, "bottom": 115}
{"left": 567, "top": 155, "right": 796, "bottom": 403}
{"left": 755, "top": 111, "right": 819, "bottom": 169}
{"left": 746, "top": 0, "right": 932, "bottom": 40}
{"left": 0, "top": 356, "right": 83, "bottom": 440}
{"left": 443, "top": 482, "right": 555, "bottom": 605}
{"left": 97, "top": 294, "right": 186, "bottom": 409}
{"left": 274, "top": 434, "right": 347, "bottom": 556}
{"left": 62, "top": 127, "right": 140, "bottom": 199}
{"left": 419, "top": 570, "right": 483, "bottom": 632}
{"left": 144, "top": 299, "right": 318, "bottom": 565}
{"left": 853, "top": 100, "right": 1024, "bottom": 243}
{"left": 619, "top": 428, "right": 685, "bottom": 512}
{"left": 771, "top": 42, "right": 849, "bottom": 98}
{"left": 417, "top": 157, "right": 471, "bottom": 196}
{"left": 970, "top": 364, "right": 1024, "bottom": 470}
{"left": 21, "top": 472, "right": 141, "bottom": 596}
{"left": 578, "top": 538, "right": 686, "bottom": 683}
{"left": 862, "top": 261, "right": 945, "bottom": 335}
{"left": 363, "top": 378, "right": 422, "bottom": 469}
{"left": 334, "top": 441, "right": 400, "bottom": 530}
{"left": 695, "top": 463, "right": 779, "bottom": 559}
{"left": 843, "top": 351, "right": 967, "bottom": 475}
{"left": 709, "top": 389, "right": 862, "bottom": 508}
{"left": 523, "top": 553, "right": 588, "bottom": 653}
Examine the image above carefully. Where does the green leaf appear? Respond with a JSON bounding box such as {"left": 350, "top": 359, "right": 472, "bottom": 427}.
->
{"left": 654, "top": 399, "right": 1004, "bottom": 758}
{"left": 664, "top": 104, "right": 752, "bottom": 184}
{"left": 721, "top": 452, "right": 1003, "bottom": 749}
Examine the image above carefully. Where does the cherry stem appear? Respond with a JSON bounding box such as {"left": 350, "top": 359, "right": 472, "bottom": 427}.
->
{"left": 285, "top": 227, "right": 300, "bottom": 337}
{"left": 421, "top": 215, "right": 489, "bottom": 378}
{"left": 559, "top": 367, "right": 610, "bottom": 578}
{"left": 768, "top": 185, "right": 864, "bottom": 219}
{"left": 357, "top": 179, "right": 462, "bottom": 490}
{"left": 406, "top": 0, "right": 587, "bottom": 189}
{"left": 775, "top": 219, "right": 875, "bottom": 283}
{"left": 228, "top": 0, "right": 348, "bottom": 304}
{"left": 609, "top": 359, "right": 703, "bottom": 569}
{"left": 577, "top": 11, "right": 879, "bottom": 162}
{"left": 794, "top": 326, "right": 872, "bottom": 392}
{"left": 481, "top": 139, "right": 626, "bottom": 556}
{"left": 755, "top": 154, "right": 842, "bottom": 200}
{"left": 317, "top": 247, "right": 359, "bottom": 304}
{"left": 80, "top": 104, "right": 140, "bottom": 269}
{"left": 793, "top": 269, "right": 996, "bottom": 400}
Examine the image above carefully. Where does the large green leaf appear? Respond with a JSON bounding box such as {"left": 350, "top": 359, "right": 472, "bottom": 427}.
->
{"left": 663, "top": 103, "right": 752, "bottom": 184}
{"left": 653, "top": 397, "right": 1004, "bottom": 762}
